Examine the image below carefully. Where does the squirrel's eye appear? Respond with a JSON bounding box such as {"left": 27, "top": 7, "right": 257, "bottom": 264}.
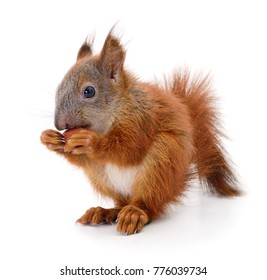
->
{"left": 83, "top": 86, "right": 96, "bottom": 98}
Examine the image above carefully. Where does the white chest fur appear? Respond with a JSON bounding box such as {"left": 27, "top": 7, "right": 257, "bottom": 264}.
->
{"left": 105, "top": 163, "right": 139, "bottom": 197}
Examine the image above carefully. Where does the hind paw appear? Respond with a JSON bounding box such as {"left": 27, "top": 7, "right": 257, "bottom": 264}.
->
{"left": 76, "top": 207, "right": 120, "bottom": 225}
{"left": 116, "top": 205, "right": 149, "bottom": 235}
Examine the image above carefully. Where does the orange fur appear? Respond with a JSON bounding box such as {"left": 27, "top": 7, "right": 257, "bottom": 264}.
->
{"left": 40, "top": 29, "right": 240, "bottom": 234}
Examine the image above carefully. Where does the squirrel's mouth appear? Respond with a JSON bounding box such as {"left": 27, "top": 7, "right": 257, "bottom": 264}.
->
{"left": 64, "top": 124, "right": 91, "bottom": 132}
{"left": 81, "top": 124, "right": 91, "bottom": 130}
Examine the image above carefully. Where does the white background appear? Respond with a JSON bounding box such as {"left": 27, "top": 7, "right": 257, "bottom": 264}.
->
{"left": 1, "top": 0, "right": 266, "bottom": 279}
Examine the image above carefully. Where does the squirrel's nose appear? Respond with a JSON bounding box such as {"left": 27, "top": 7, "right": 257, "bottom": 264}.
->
{"left": 54, "top": 120, "right": 65, "bottom": 131}
{"left": 55, "top": 114, "right": 83, "bottom": 131}
{"left": 54, "top": 115, "right": 68, "bottom": 130}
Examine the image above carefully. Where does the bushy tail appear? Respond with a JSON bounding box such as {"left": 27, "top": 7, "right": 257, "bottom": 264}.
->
{"left": 171, "top": 71, "right": 240, "bottom": 196}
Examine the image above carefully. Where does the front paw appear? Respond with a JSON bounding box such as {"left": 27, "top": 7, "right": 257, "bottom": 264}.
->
{"left": 117, "top": 205, "right": 149, "bottom": 235}
{"left": 64, "top": 129, "right": 97, "bottom": 155}
{"left": 40, "top": 129, "right": 65, "bottom": 152}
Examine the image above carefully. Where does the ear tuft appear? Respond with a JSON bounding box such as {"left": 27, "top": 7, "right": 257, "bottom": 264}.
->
{"left": 99, "top": 29, "right": 125, "bottom": 81}
{"left": 77, "top": 36, "right": 94, "bottom": 61}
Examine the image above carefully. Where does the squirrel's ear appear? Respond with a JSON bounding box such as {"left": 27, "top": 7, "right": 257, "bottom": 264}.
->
{"left": 99, "top": 32, "right": 125, "bottom": 82}
{"left": 77, "top": 37, "right": 94, "bottom": 61}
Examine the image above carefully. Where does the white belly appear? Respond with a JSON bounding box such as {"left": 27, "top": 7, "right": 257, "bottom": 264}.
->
{"left": 105, "top": 163, "right": 138, "bottom": 197}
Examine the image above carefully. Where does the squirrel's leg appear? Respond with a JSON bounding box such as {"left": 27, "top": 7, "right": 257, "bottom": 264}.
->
{"left": 116, "top": 134, "right": 193, "bottom": 235}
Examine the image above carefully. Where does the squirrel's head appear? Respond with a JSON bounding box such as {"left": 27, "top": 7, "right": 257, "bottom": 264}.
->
{"left": 55, "top": 30, "right": 127, "bottom": 135}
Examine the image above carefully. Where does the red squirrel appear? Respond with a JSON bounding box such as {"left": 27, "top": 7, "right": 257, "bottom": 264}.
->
{"left": 41, "top": 28, "right": 240, "bottom": 234}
